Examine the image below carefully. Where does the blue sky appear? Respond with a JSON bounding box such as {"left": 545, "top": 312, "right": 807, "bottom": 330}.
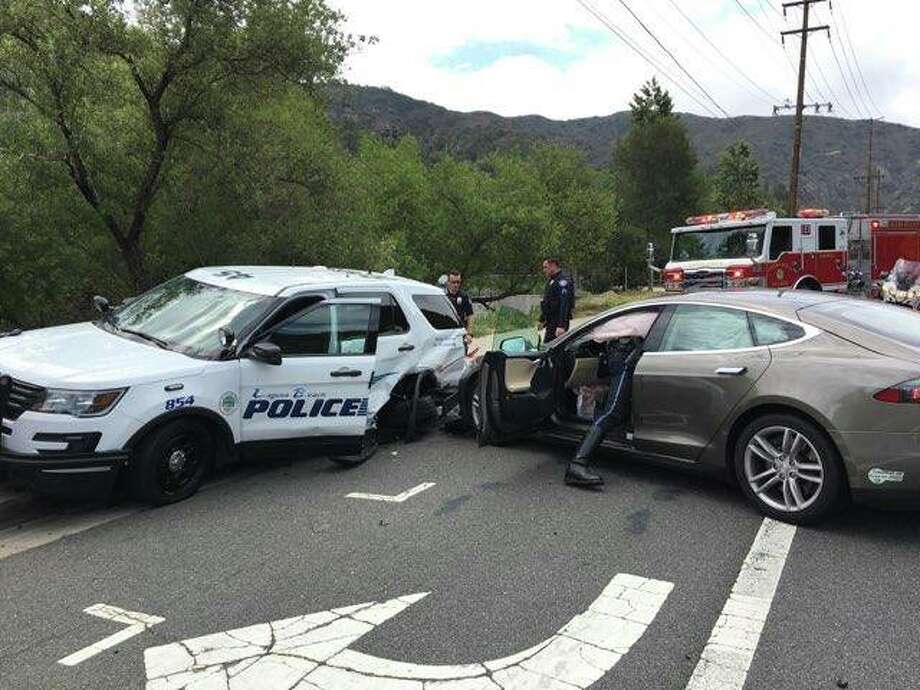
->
{"left": 330, "top": 0, "right": 916, "bottom": 126}
{"left": 432, "top": 26, "right": 609, "bottom": 72}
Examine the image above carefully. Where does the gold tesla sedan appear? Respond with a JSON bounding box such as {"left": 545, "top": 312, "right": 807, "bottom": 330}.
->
{"left": 464, "top": 290, "right": 920, "bottom": 525}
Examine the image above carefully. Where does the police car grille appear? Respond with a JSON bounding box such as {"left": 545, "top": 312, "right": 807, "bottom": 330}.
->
{"left": 2, "top": 379, "right": 46, "bottom": 421}
{"left": 683, "top": 271, "right": 726, "bottom": 290}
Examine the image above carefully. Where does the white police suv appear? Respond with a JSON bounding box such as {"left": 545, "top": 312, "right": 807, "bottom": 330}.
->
{"left": 0, "top": 267, "right": 467, "bottom": 504}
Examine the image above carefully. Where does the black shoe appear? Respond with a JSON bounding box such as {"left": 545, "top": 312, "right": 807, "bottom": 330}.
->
{"left": 565, "top": 461, "right": 604, "bottom": 488}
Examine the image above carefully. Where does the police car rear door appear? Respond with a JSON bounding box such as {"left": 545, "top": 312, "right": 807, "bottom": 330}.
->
{"left": 239, "top": 299, "right": 381, "bottom": 454}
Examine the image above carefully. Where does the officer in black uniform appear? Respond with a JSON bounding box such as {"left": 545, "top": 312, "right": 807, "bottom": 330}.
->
{"left": 539, "top": 259, "right": 575, "bottom": 344}
{"left": 566, "top": 336, "right": 644, "bottom": 488}
{"left": 445, "top": 270, "right": 474, "bottom": 328}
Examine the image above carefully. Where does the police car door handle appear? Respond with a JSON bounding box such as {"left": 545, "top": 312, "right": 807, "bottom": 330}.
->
{"left": 398, "top": 344, "right": 415, "bottom": 352}
{"left": 715, "top": 366, "right": 747, "bottom": 376}
{"left": 331, "top": 368, "right": 363, "bottom": 378}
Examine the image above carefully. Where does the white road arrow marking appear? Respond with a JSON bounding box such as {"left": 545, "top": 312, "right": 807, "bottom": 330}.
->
{"left": 144, "top": 573, "right": 672, "bottom": 689}
{"left": 346, "top": 482, "right": 436, "bottom": 503}
{"left": 59, "top": 604, "right": 165, "bottom": 667}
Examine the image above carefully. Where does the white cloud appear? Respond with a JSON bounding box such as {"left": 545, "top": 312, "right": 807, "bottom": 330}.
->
{"left": 329, "top": 0, "right": 919, "bottom": 127}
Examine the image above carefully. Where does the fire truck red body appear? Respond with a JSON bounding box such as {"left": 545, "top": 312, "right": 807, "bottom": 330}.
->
{"left": 663, "top": 209, "right": 920, "bottom": 292}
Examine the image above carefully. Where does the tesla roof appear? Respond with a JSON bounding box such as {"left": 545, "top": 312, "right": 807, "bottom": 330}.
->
{"left": 186, "top": 266, "right": 439, "bottom": 297}
{"left": 641, "top": 289, "right": 850, "bottom": 319}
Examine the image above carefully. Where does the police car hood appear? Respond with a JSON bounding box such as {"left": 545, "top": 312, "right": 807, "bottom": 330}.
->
{"left": 0, "top": 322, "right": 206, "bottom": 388}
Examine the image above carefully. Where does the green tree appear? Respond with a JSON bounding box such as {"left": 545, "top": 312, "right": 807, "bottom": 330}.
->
{"left": 713, "top": 140, "right": 765, "bottom": 210}
{"left": 614, "top": 81, "right": 704, "bottom": 253}
{"left": 0, "top": 0, "right": 355, "bottom": 288}
{"left": 629, "top": 77, "right": 673, "bottom": 125}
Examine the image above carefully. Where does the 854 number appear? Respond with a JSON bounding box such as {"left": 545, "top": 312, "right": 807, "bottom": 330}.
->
{"left": 165, "top": 396, "right": 195, "bottom": 411}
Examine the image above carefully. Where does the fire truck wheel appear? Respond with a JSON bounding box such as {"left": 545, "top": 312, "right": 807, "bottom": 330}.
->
{"left": 734, "top": 413, "right": 847, "bottom": 526}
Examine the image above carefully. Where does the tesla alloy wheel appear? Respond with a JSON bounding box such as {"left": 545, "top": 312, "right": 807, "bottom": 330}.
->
{"left": 735, "top": 413, "right": 846, "bottom": 525}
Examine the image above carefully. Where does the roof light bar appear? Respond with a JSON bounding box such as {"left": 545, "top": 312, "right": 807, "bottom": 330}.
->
{"left": 684, "top": 208, "right": 771, "bottom": 226}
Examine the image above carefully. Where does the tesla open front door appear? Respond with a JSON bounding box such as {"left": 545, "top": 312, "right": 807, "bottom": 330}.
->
{"left": 477, "top": 348, "right": 556, "bottom": 443}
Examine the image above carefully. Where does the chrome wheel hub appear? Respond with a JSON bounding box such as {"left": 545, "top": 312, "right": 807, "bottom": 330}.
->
{"left": 167, "top": 449, "right": 188, "bottom": 474}
{"left": 744, "top": 426, "right": 825, "bottom": 513}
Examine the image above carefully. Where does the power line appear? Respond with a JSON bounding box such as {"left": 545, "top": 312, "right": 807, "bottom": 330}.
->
{"left": 733, "top": 0, "right": 816, "bottom": 101}
{"left": 574, "top": 0, "right": 721, "bottom": 117}
{"left": 826, "top": 30, "right": 866, "bottom": 118}
{"left": 613, "top": 0, "right": 730, "bottom": 117}
{"left": 665, "top": 0, "right": 780, "bottom": 104}
{"left": 809, "top": 49, "right": 852, "bottom": 117}
{"left": 833, "top": 0, "right": 882, "bottom": 116}
{"left": 756, "top": 0, "right": 783, "bottom": 18}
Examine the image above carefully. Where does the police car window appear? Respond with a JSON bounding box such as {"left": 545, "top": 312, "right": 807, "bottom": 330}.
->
{"left": 271, "top": 304, "right": 373, "bottom": 356}
{"left": 343, "top": 292, "right": 409, "bottom": 336}
{"left": 770, "top": 226, "right": 793, "bottom": 260}
{"left": 749, "top": 313, "right": 806, "bottom": 346}
{"left": 659, "top": 306, "right": 754, "bottom": 352}
{"left": 818, "top": 225, "right": 837, "bottom": 250}
{"left": 412, "top": 294, "right": 463, "bottom": 330}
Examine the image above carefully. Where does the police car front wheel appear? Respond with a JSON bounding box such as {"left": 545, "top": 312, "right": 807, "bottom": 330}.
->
{"left": 130, "top": 419, "right": 213, "bottom": 505}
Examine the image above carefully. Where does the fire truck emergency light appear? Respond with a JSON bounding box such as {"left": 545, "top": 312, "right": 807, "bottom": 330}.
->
{"left": 797, "top": 208, "right": 830, "bottom": 219}
{"left": 684, "top": 209, "right": 770, "bottom": 226}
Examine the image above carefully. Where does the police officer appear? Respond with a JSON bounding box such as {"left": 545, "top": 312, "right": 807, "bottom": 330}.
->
{"left": 444, "top": 270, "right": 474, "bottom": 328}
{"left": 539, "top": 258, "right": 575, "bottom": 344}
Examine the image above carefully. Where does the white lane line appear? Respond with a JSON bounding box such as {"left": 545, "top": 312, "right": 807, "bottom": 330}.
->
{"left": 58, "top": 604, "right": 165, "bottom": 666}
{"left": 347, "top": 482, "right": 436, "bottom": 503}
{"left": 685, "top": 518, "right": 797, "bottom": 690}
{"left": 0, "top": 507, "right": 139, "bottom": 561}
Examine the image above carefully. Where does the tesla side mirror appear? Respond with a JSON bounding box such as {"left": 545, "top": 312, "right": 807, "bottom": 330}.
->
{"left": 248, "top": 340, "right": 282, "bottom": 366}
{"left": 746, "top": 232, "right": 760, "bottom": 259}
{"left": 93, "top": 295, "right": 111, "bottom": 314}
{"left": 500, "top": 336, "right": 535, "bottom": 354}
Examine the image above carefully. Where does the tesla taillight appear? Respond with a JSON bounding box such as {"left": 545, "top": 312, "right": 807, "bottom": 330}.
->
{"left": 874, "top": 380, "right": 920, "bottom": 404}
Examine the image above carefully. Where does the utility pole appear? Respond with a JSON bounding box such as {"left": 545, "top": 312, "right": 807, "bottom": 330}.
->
{"left": 853, "top": 119, "right": 884, "bottom": 213}
{"left": 781, "top": 0, "right": 830, "bottom": 216}
{"left": 875, "top": 168, "right": 884, "bottom": 213}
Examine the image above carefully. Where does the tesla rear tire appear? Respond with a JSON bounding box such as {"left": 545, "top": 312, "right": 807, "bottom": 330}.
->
{"left": 734, "top": 413, "right": 846, "bottom": 525}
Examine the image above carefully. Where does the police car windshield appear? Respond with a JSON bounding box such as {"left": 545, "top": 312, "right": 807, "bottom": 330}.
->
{"left": 672, "top": 225, "right": 766, "bottom": 261}
{"left": 107, "top": 276, "right": 278, "bottom": 358}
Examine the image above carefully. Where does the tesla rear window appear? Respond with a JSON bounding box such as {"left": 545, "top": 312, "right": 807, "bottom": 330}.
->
{"left": 750, "top": 313, "right": 805, "bottom": 346}
{"left": 806, "top": 301, "right": 920, "bottom": 348}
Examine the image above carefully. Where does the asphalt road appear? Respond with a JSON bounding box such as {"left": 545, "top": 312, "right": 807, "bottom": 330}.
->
{"left": 0, "top": 430, "right": 918, "bottom": 689}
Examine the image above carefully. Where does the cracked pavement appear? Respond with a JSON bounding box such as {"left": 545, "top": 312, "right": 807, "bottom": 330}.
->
{"left": 1, "top": 432, "right": 919, "bottom": 689}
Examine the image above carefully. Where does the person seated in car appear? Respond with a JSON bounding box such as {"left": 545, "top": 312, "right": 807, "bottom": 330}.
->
{"left": 566, "top": 311, "right": 658, "bottom": 488}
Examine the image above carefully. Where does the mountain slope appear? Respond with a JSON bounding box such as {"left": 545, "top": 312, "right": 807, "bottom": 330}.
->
{"left": 327, "top": 85, "right": 919, "bottom": 214}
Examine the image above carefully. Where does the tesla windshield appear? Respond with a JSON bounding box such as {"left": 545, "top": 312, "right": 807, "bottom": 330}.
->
{"left": 102, "top": 276, "right": 278, "bottom": 358}
{"left": 672, "top": 225, "right": 766, "bottom": 261}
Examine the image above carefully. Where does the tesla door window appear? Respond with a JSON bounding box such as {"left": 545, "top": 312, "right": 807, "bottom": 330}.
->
{"left": 659, "top": 306, "right": 754, "bottom": 352}
{"left": 271, "top": 304, "right": 373, "bottom": 356}
{"left": 750, "top": 313, "right": 806, "bottom": 346}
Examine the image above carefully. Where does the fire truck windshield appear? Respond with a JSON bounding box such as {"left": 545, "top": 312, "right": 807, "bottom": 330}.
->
{"left": 671, "top": 225, "right": 766, "bottom": 262}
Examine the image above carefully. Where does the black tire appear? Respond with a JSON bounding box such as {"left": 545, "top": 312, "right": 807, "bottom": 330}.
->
{"left": 733, "top": 413, "right": 847, "bottom": 525}
{"left": 329, "top": 431, "right": 378, "bottom": 468}
{"left": 378, "top": 396, "right": 439, "bottom": 433}
{"left": 130, "top": 419, "right": 212, "bottom": 505}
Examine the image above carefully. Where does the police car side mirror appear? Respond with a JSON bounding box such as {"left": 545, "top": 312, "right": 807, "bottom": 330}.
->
{"left": 248, "top": 340, "right": 282, "bottom": 366}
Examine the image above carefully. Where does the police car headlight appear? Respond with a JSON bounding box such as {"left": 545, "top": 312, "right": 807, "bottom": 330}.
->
{"left": 31, "top": 388, "right": 127, "bottom": 417}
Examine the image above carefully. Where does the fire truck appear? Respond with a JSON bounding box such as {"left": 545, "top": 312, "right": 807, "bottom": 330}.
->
{"left": 663, "top": 209, "right": 920, "bottom": 293}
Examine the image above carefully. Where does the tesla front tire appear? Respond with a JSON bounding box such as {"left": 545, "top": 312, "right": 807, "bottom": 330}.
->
{"left": 734, "top": 413, "right": 846, "bottom": 525}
